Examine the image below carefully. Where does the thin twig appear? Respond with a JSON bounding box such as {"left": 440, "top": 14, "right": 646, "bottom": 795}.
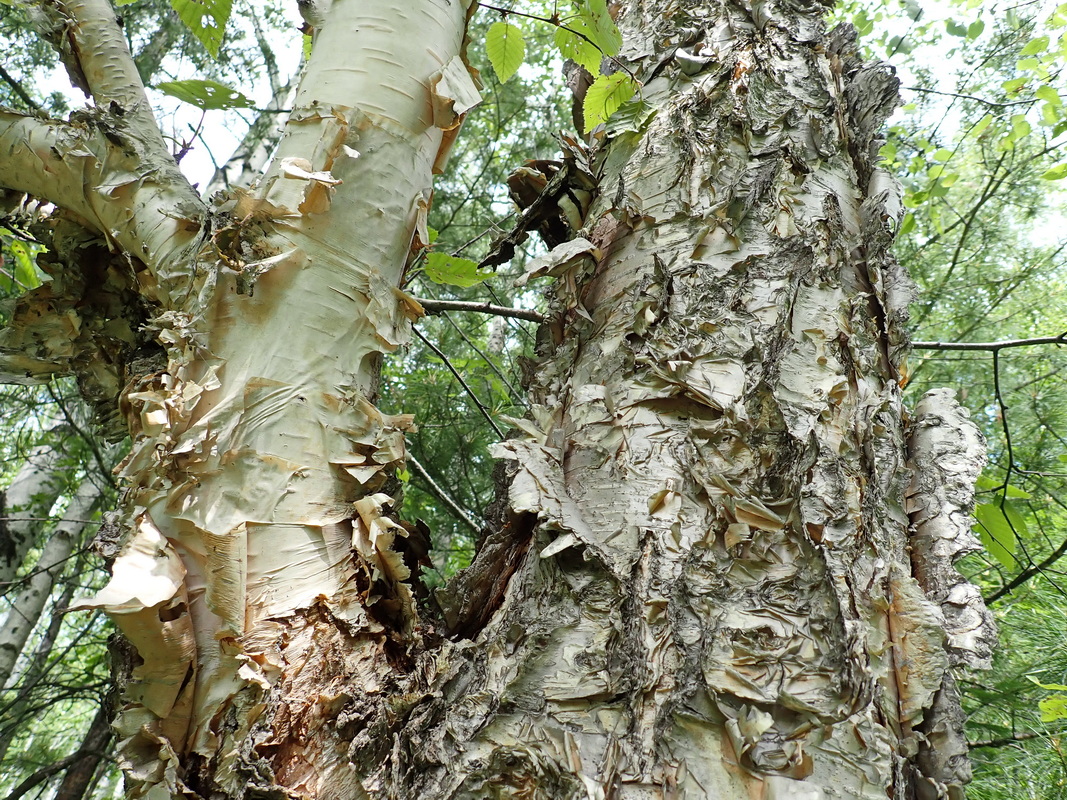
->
{"left": 417, "top": 298, "right": 545, "bottom": 323}
{"left": 0, "top": 65, "right": 40, "bottom": 112}
{"left": 2, "top": 748, "right": 113, "bottom": 800}
{"left": 905, "top": 86, "right": 1035, "bottom": 108}
{"left": 911, "top": 332, "right": 1067, "bottom": 351}
{"left": 412, "top": 328, "right": 506, "bottom": 439}
{"left": 406, "top": 454, "right": 481, "bottom": 535}
{"left": 969, "top": 729, "right": 1067, "bottom": 749}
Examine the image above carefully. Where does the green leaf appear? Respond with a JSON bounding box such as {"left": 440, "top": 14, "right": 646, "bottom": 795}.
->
{"left": 1041, "top": 162, "right": 1067, "bottom": 180}
{"left": 485, "top": 21, "right": 526, "bottom": 84}
{"left": 555, "top": 22, "right": 603, "bottom": 76}
{"left": 970, "top": 112, "right": 992, "bottom": 135}
{"left": 967, "top": 19, "right": 985, "bottom": 40}
{"left": 583, "top": 72, "right": 638, "bottom": 133}
{"left": 579, "top": 0, "right": 622, "bottom": 56}
{"left": 974, "top": 502, "right": 1018, "bottom": 569}
{"left": 1037, "top": 85, "right": 1062, "bottom": 105}
{"left": 1021, "top": 35, "right": 1050, "bottom": 56}
{"left": 1004, "top": 484, "right": 1032, "bottom": 500}
{"left": 945, "top": 19, "right": 968, "bottom": 37}
{"left": 1002, "top": 77, "right": 1028, "bottom": 94}
{"left": 423, "top": 252, "right": 493, "bottom": 287}
{"left": 1040, "top": 694, "right": 1067, "bottom": 722}
{"left": 1029, "top": 676, "right": 1067, "bottom": 691}
{"left": 4, "top": 239, "right": 42, "bottom": 290}
{"left": 932, "top": 148, "right": 954, "bottom": 162}
{"left": 605, "top": 98, "right": 655, "bottom": 135}
{"left": 898, "top": 212, "right": 916, "bottom": 236}
{"left": 170, "top": 0, "right": 232, "bottom": 58}
{"left": 156, "top": 79, "right": 254, "bottom": 110}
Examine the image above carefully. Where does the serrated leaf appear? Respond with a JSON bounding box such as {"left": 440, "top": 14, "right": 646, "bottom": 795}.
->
{"left": 1003, "top": 499, "right": 1029, "bottom": 536}
{"left": 579, "top": 0, "right": 622, "bottom": 56}
{"left": 171, "top": 0, "right": 232, "bottom": 58}
{"left": 1042, "top": 162, "right": 1067, "bottom": 180}
{"left": 583, "top": 72, "right": 638, "bottom": 133}
{"left": 945, "top": 19, "right": 968, "bottom": 37}
{"left": 974, "top": 502, "right": 1017, "bottom": 569}
{"left": 1021, "top": 35, "right": 1050, "bottom": 56}
{"left": 555, "top": 22, "right": 603, "bottom": 76}
{"left": 1038, "top": 84, "right": 1063, "bottom": 105}
{"left": 424, "top": 252, "right": 493, "bottom": 287}
{"left": 486, "top": 21, "right": 525, "bottom": 84}
{"left": 605, "top": 98, "right": 655, "bottom": 135}
{"left": 156, "top": 79, "right": 253, "bottom": 110}
{"left": 1003, "top": 77, "right": 1028, "bottom": 94}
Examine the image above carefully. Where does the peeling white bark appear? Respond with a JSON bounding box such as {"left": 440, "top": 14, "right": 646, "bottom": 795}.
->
{"left": 62, "top": 0, "right": 478, "bottom": 796}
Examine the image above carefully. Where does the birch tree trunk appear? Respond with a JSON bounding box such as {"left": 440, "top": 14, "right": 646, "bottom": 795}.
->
{"left": 0, "top": 0, "right": 993, "bottom": 798}
{"left": 3, "top": 0, "right": 477, "bottom": 796}
{"left": 0, "top": 440, "right": 66, "bottom": 590}
{"left": 341, "top": 2, "right": 994, "bottom": 799}
{"left": 0, "top": 477, "right": 98, "bottom": 689}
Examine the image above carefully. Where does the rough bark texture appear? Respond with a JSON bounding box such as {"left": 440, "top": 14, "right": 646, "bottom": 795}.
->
{"left": 341, "top": 3, "right": 992, "bottom": 799}
{"left": 0, "top": 1, "right": 994, "bottom": 798}
{"left": 33, "top": 0, "right": 479, "bottom": 797}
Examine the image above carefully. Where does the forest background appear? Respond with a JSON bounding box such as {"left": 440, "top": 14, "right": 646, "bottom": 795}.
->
{"left": 0, "top": 0, "right": 1065, "bottom": 797}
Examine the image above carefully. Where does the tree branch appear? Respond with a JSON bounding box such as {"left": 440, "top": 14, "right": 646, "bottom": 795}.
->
{"left": 407, "top": 453, "right": 481, "bottom": 534}
{"left": 0, "top": 108, "right": 206, "bottom": 305}
{"left": 2, "top": 747, "right": 111, "bottom": 800}
{"left": 412, "top": 327, "right": 506, "bottom": 439}
{"left": 911, "top": 333, "right": 1067, "bottom": 351}
{"left": 53, "top": 0, "right": 155, "bottom": 114}
{"left": 904, "top": 85, "right": 1035, "bottom": 109}
{"left": 0, "top": 112, "right": 104, "bottom": 227}
{"left": 417, "top": 298, "right": 545, "bottom": 323}
{"left": 969, "top": 729, "right": 1066, "bottom": 749}
{"left": 0, "top": 64, "right": 40, "bottom": 112}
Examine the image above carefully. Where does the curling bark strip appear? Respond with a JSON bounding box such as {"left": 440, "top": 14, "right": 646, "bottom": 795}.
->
{"left": 65, "top": 0, "right": 478, "bottom": 796}
{"left": 347, "top": 2, "right": 993, "bottom": 798}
